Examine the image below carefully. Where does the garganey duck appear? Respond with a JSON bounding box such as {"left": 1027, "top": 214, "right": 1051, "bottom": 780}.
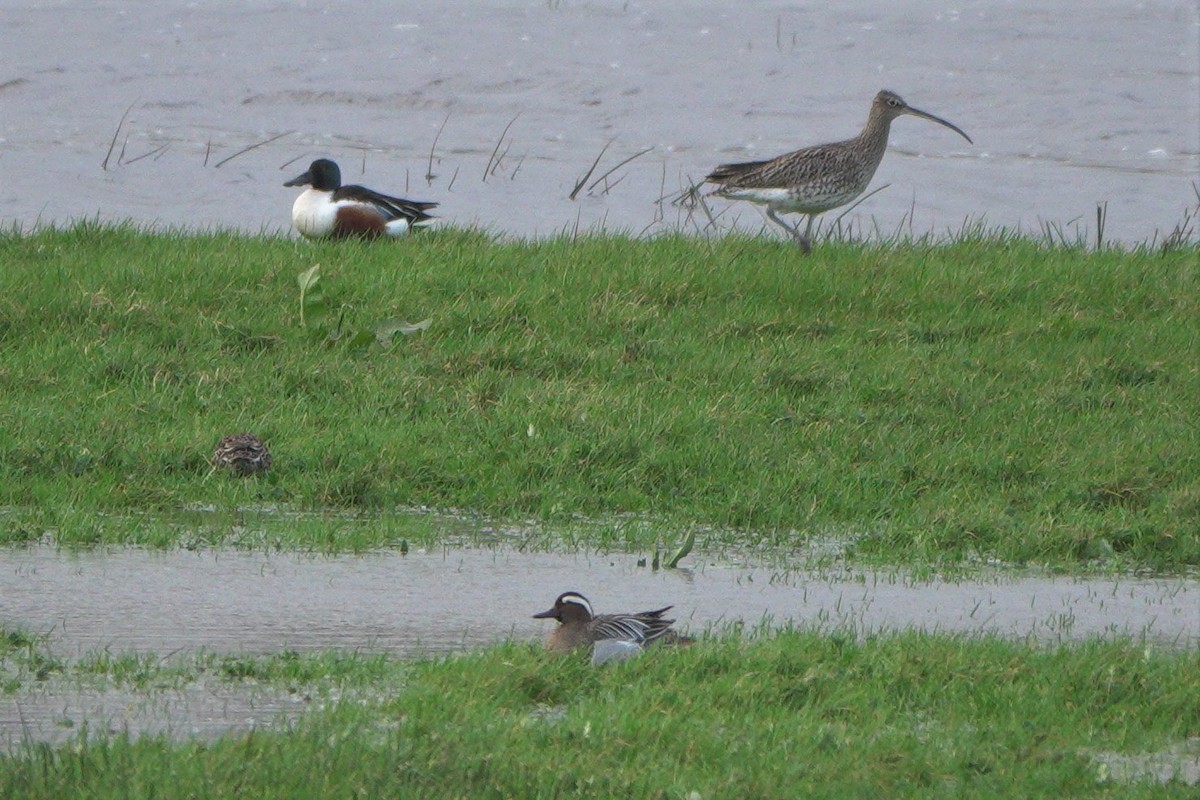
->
{"left": 533, "top": 591, "right": 691, "bottom": 664}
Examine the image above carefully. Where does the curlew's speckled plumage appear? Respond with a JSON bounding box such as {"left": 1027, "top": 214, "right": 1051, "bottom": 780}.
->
{"left": 706, "top": 90, "right": 972, "bottom": 253}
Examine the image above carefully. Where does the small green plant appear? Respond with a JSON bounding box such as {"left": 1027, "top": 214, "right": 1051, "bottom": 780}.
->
{"left": 296, "top": 263, "right": 328, "bottom": 334}
{"left": 647, "top": 527, "right": 696, "bottom": 570}
{"left": 297, "top": 264, "right": 430, "bottom": 350}
{"left": 664, "top": 526, "right": 695, "bottom": 569}
{"left": 0, "top": 627, "right": 65, "bottom": 685}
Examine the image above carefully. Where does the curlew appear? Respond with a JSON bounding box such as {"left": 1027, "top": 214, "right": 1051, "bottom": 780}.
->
{"left": 705, "top": 90, "right": 971, "bottom": 253}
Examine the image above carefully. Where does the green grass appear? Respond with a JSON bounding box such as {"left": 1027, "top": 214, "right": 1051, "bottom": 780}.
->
{"left": 0, "top": 223, "right": 1197, "bottom": 567}
{"left": 1, "top": 630, "right": 1197, "bottom": 798}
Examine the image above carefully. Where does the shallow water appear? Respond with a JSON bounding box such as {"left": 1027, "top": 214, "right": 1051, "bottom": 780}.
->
{"left": 2, "top": 544, "right": 1197, "bottom": 750}
{"left": 1087, "top": 738, "right": 1200, "bottom": 787}
{"left": 2, "top": 546, "right": 1195, "bottom": 657}
{"left": 0, "top": 681, "right": 306, "bottom": 752}
{"left": 1, "top": 1, "right": 1196, "bottom": 243}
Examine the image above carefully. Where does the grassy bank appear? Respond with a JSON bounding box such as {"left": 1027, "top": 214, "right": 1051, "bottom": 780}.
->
{"left": 0, "top": 224, "right": 1196, "bottom": 567}
{"left": 2, "top": 628, "right": 1198, "bottom": 797}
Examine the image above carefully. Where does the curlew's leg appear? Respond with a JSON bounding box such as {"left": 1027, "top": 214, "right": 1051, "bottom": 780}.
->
{"left": 766, "top": 207, "right": 812, "bottom": 254}
{"left": 799, "top": 215, "right": 816, "bottom": 255}
{"left": 765, "top": 207, "right": 800, "bottom": 238}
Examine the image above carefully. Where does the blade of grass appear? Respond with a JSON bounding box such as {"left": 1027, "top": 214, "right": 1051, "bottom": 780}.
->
{"left": 102, "top": 100, "right": 138, "bottom": 172}
{"left": 569, "top": 139, "right": 613, "bottom": 201}
{"left": 213, "top": 131, "right": 294, "bottom": 169}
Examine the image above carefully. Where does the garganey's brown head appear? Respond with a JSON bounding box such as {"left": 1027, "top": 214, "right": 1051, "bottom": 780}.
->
{"left": 532, "top": 592, "right": 594, "bottom": 624}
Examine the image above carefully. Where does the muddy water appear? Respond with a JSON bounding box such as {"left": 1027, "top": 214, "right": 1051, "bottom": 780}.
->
{"left": 0, "top": 681, "right": 306, "bottom": 752}
{"left": 2, "top": 546, "right": 1195, "bottom": 656}
{"left": 1, "top": 545, "right": 1197, "bottom": 749}
{"left": 1, "top": 1, "right": 1196, "bottom": 243}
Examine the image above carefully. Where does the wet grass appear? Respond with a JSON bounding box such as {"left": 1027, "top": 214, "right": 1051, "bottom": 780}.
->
{"left": 1, "top": 628, "right": 1197, "bottom": 797}
{"left": 0, "top": 222, "right": 1197, "bottom": 568}
{"left": 0, "top": 626, "right": 392, "bottom": 696}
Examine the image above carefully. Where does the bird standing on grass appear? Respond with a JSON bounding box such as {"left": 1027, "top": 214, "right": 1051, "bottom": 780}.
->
{"left": 705, "top": 90, "right": 972, "bottom": 253}
{"left": 284, "top": 158, "right": 437, "bottom": 240}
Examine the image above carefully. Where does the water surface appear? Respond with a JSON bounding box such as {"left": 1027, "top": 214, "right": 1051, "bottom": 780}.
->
{"left": 1, "top": 1, "right": 1195, "bottom": 243}
{"left": 0, "top": 681, "right": 305, "bottom": 752}
{"left": 3, "top": 546, "right": 1195, "bottom": 657}
{"left": 2, "top": 545, "right": 1196, "bottom": 751}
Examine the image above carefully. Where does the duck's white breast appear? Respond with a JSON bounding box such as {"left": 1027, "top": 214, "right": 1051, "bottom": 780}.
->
{"left": 291, "top": 189, "right": 339, "bottom": 238}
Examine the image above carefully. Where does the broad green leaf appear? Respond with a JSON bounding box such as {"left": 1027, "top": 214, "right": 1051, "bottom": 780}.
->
{"left": 374, "top": 317, "right": 432, "bottom": 346}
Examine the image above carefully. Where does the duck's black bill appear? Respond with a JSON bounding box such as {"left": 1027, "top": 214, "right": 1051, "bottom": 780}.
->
{"left": 532, "top": 608, "right": 557, "bottom": 619}
{"left": 283, "top": 170, "right": 313, "bottom": 187}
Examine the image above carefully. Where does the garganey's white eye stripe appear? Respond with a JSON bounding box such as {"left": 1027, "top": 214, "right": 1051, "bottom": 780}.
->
{"left": 560, "top": 593, "right": 593, "bottom": 616}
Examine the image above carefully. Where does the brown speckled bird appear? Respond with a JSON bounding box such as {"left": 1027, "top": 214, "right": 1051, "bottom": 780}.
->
{"left": 706, "top": 90, "right": 972, "bottom": 253}
{"left": 211, "top": 433, "right": 272, "bottom": 476}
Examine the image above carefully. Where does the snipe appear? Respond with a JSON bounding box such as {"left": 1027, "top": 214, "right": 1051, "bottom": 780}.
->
{"left": 211, "top": 433, "right": 272, "bottom": 476}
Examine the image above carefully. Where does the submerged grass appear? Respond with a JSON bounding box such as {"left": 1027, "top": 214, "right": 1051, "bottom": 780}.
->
{"left": 0, "top": 625, "right": 393, "bottom": 695}
{"left": 1, "top": 630, "right": 1197, "bottom": 797}
{"left": 0, "top": 223, "right": 1196, "bottom": 567}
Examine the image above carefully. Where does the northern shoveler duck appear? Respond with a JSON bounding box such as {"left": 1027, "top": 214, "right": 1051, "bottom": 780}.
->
{"left": 211, "top": 433, "right": 272, "bottom": 476}
{"left": 283, "top": 158, "right": 437, "bottom": 240}
{"left": 533, "top": 591, "right": 692, "bottom": 664}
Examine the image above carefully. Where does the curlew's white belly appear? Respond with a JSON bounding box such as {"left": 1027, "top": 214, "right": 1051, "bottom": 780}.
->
{"left": 720, "top": 185, "right": 867, "bottom": 215}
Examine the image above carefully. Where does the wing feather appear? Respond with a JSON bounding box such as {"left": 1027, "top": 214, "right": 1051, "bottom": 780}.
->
{"left": 591, "top": 611, "right": 678, "bottom": 645}
{"left": 706, "top": 138, "right": 862, "bottom": 190}
{"left": 334, "top": 185, "right": 438, "bottom": 224}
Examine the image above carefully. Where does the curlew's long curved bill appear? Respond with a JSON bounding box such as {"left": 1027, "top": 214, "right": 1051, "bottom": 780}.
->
{"left": 904, "top": 106, "right": 973, "bottom": 145}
